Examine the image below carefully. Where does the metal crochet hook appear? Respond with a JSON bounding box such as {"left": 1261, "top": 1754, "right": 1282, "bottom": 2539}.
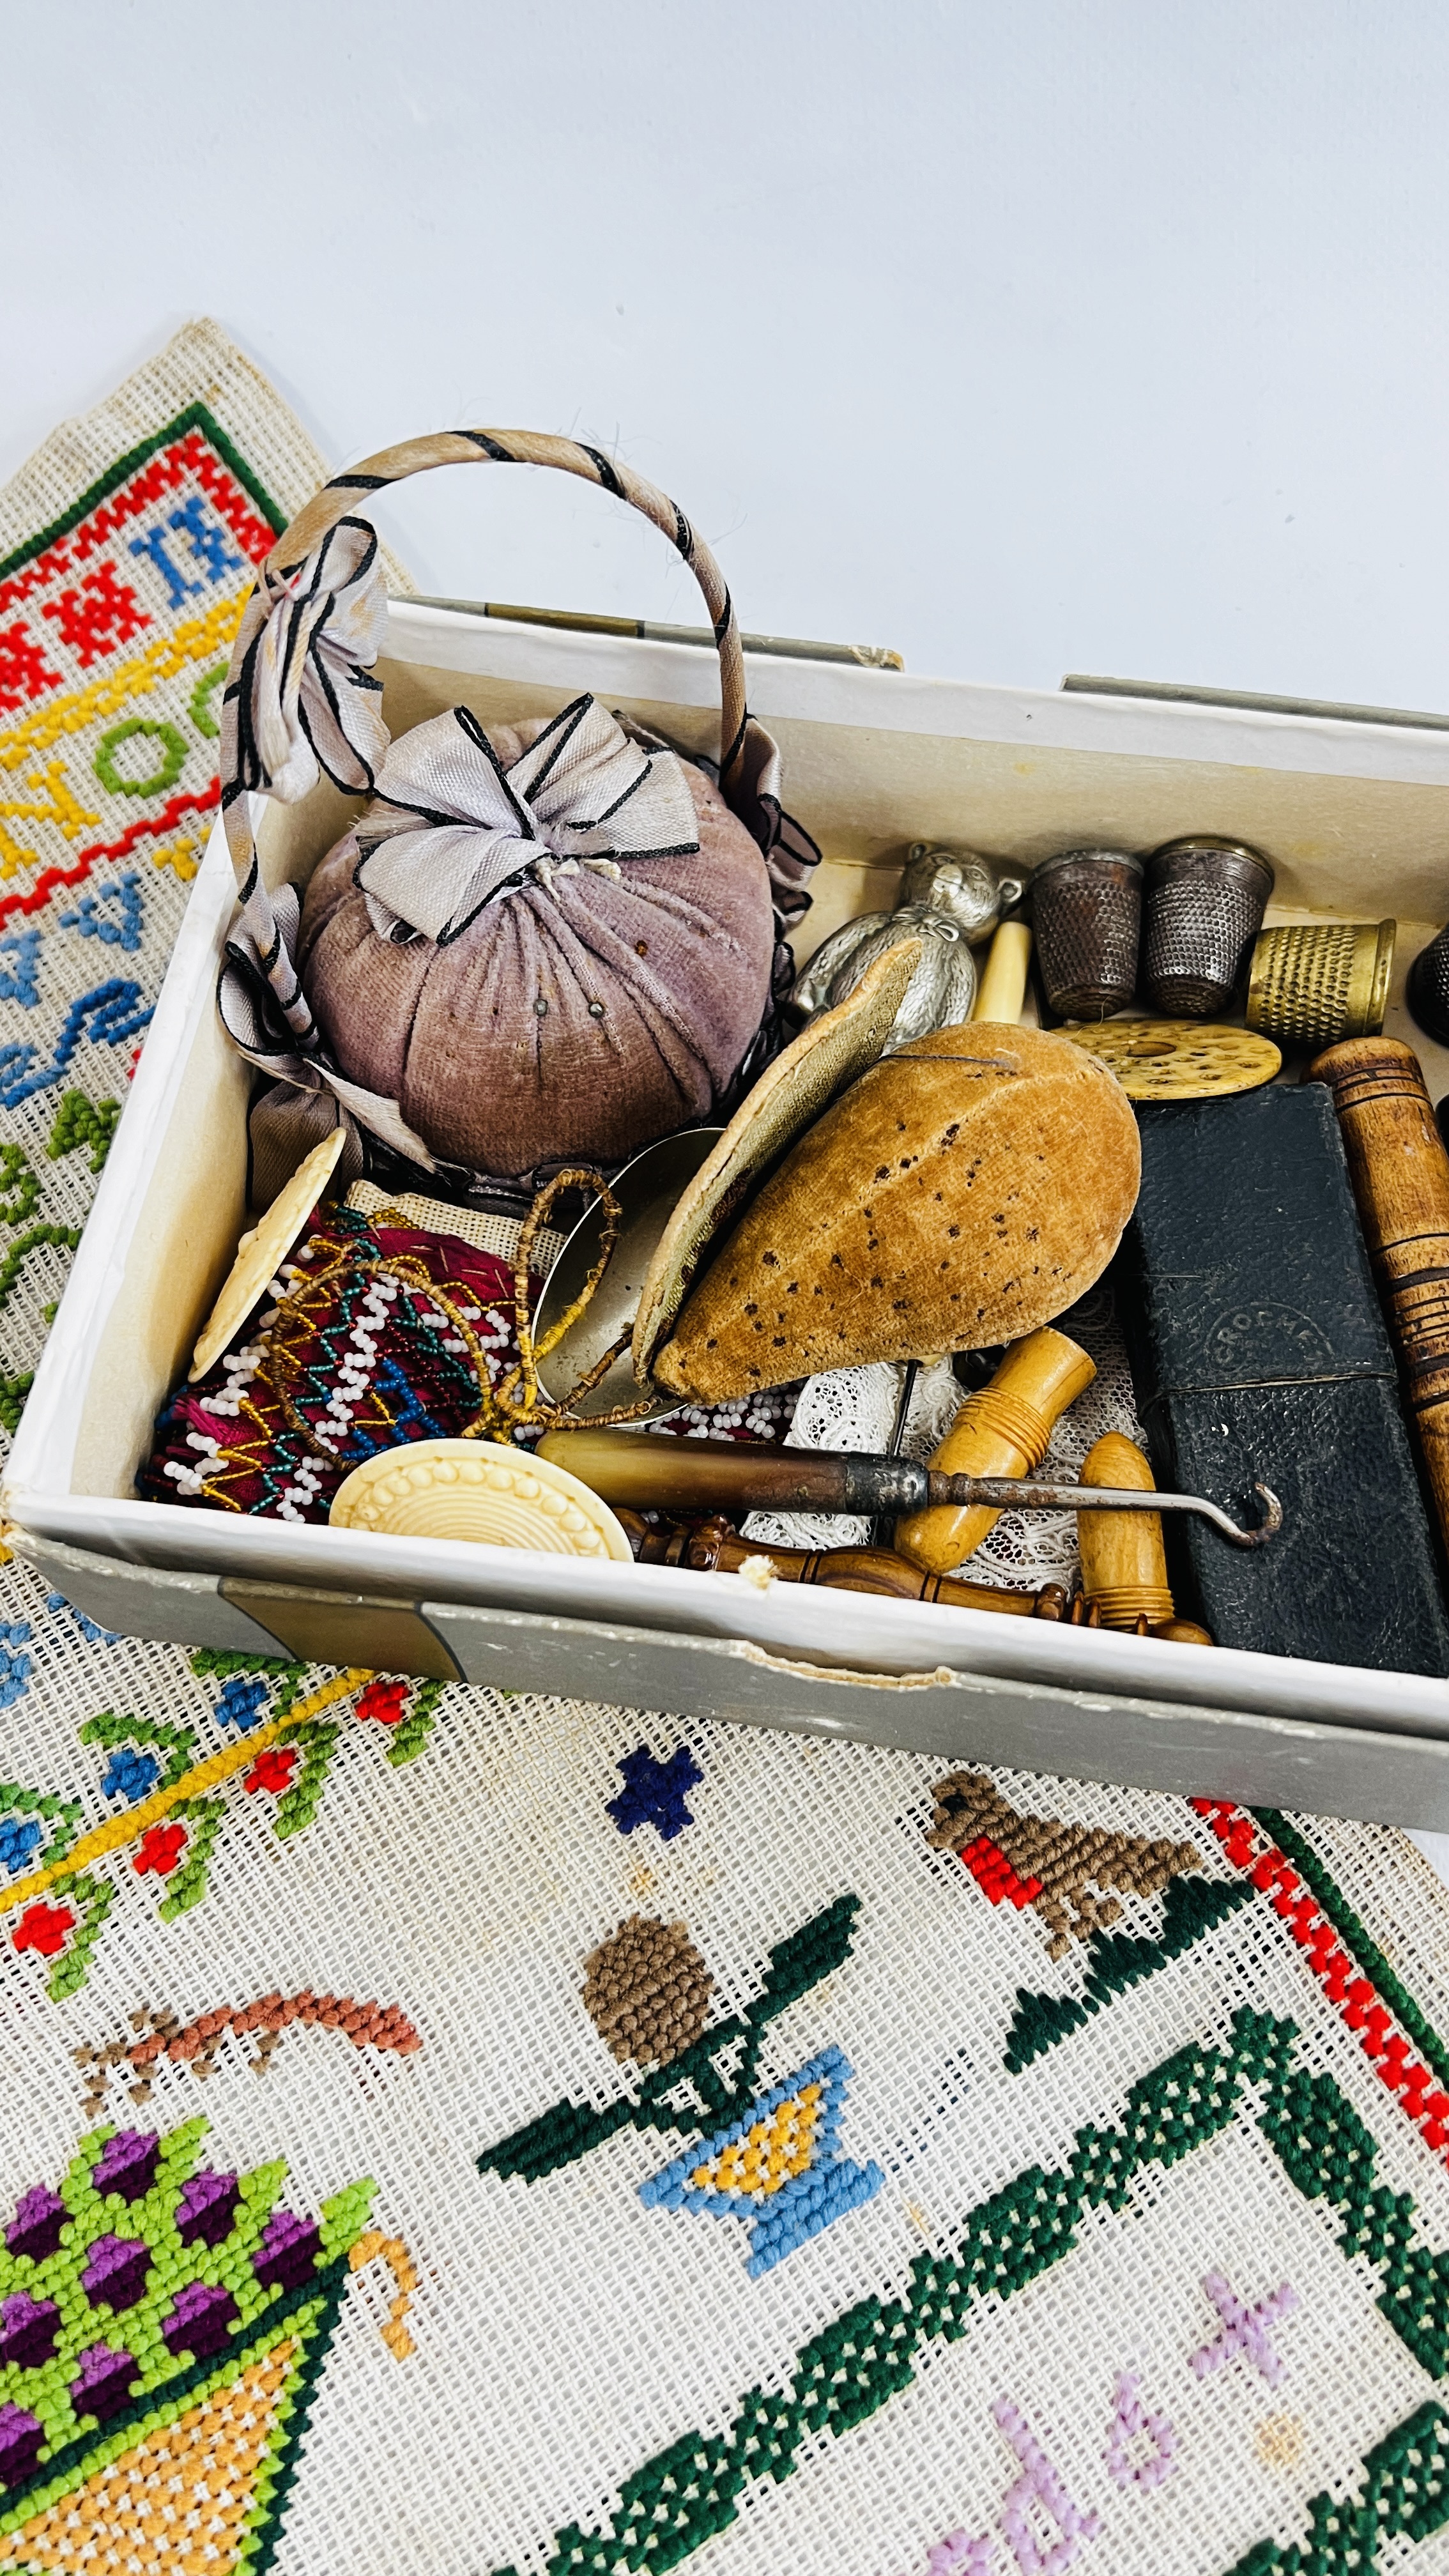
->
{"left": 951, "top": 1476, "right": 1284, "bottom": 1549}
{"left": 870, "top": 1356, "right": 921, "bottom": 1547}
{"left": 538, "top": 1428, "right": 1284, "bottom": 1549}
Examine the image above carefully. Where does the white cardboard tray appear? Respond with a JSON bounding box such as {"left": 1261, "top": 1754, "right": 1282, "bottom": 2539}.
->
{"left": 10, "top": 599, "right": 1449, "bottom": 1820}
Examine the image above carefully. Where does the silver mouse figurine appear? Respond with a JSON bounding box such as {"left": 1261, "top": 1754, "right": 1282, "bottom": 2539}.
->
{"left": 791, "top": 843, "right": 1027, "bottom": 1047}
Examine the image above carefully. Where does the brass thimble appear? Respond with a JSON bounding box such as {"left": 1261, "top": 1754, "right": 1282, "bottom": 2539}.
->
{"left": 1245, "top": 919, "right": 1395, "bottom": 1050}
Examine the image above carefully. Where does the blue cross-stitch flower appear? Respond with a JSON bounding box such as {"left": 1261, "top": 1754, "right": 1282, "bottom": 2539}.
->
{"left": 47, "top": 1593, "right": 119, "bottom": 1646}
{"left": 0, "top": 1816, "right": 43, "bottom": 1876}
{"left": 214, "top": 1676, "right": 270, "bottom": 1734}
{"left": 100, "top": 1747, "right": 160, "bottom": 1804}
{"left": 167, "top": 496, "right": 244, "bottom": 586}
{"left": 59, "top": 872, "right": 143, "bottom": 954}
{"left": 606, "top": 1744, "right": 703, "bottom": 1841}
{"left": 0, "top": 930, "right": 41, "bottom": 1009}
{"left": 0, "top": 1623, "right": 32, "bottom": 1712}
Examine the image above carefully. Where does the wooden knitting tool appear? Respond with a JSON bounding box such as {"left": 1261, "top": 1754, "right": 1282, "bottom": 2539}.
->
{"left": 1308, "top": 1035, "right": 1449, "bottom": 1559}
{"left": 538, "top": 1425, "right": 1281, "bottom": 1543}
{"left": 1078, "top": 1432, "right": 1180, "bottom": 1630}
{"left": 970, "top": 919, "right": 1034, "bottom": 1023}
{"left": 892, "top": 1328, "right": 1096, "bottom": 1575}
{"left": 614, "top": 1507, "right": 1214, "bottom": 1639}
{"left": 616, "top": 1511, "right": 1064, "bottom": 1613}
{"left": 1061, "top": 1019, "right": 1281, "bottom": 1101}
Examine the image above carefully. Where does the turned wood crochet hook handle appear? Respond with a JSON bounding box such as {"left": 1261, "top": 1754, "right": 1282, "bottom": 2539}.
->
{"left": 537, "top": 1430, "right": 1282, "bottom": 1548}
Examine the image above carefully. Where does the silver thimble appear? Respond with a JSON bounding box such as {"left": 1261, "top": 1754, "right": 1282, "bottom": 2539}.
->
{"left": 1142, "top": 836, "right": 1275, "bottom": 1016}
{"left": 1030, "top": 848, "right": 1142, "bottom": 1020}
{"left": 1409, "top": 924, "right": 1449, "bottom": 1049}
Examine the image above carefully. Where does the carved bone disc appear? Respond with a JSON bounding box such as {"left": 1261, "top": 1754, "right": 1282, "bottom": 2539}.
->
{"left": 189, "top": 1128, "right": 347, "bottom": 1382}
{"left": 1061, "top": 1018, "right": 1281, "bottom": 1099}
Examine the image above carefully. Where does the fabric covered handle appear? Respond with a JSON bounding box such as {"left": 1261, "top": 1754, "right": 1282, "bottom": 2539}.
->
{"left": 270, "top": 429, "right": 746, "bottom": 782}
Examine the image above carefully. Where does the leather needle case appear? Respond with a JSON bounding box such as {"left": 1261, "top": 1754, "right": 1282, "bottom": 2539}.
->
{"left": 1117, "top": 1082, "right": 1449, "bottom": 1674}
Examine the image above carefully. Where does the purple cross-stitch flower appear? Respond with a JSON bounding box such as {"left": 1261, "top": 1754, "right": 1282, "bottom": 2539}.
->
{"left": 70, "top": 2342, "right": 138, "bottom": 2424}
{"left": 254, "top": 2208, "right": 321, "bottom": 2291}
{"left": 82, "top": 2234, "right": 150, "bottom": 2313}
{"left": 1190, "top": 2271, "right": 1299, "bottom": 2388}
{"left": 176, "top": 2168, "right": 239, "bottom": 2248}
{"left": 0, "top": 2403, "right": 43, "bottom": 2489}
{"left": 162, "top": 2280, "right": 238, "bottom": 2359}
{"left": 6, "top": 2186, "right": 65, "bottom": 2260}
{"left": 0, "top": 2294, "right": 58, "bottom": 2368}
{"left": 92, "top": 2130, "right": 160, "bottom": 2203}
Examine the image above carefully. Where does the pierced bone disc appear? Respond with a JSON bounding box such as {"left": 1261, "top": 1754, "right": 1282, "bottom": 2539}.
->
{"left": 188, "top": 1128, "right": 347, "bottom": 1381}
{"left": 1060, "top": 1019, "right": 1281, "bottom": 1099}
{"left": 328, "top": 1437, "right": 633, "bottom": 1560}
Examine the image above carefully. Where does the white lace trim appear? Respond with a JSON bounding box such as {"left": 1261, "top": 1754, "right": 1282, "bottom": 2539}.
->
{"left": 741, "top": 1281, "right": 1147, "bottom": 1590}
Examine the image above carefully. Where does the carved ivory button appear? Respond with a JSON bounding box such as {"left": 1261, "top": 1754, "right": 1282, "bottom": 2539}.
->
{"left": 329, "top": 1437, "right": 633, "bottom": 1559}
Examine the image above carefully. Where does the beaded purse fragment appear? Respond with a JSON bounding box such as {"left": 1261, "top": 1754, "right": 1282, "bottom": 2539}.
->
{"left": 139, "top": 1204, "right": 527, "bottom": 1524}
{"left": 141, "top": 1192, "right": 803, "bottom": 1527}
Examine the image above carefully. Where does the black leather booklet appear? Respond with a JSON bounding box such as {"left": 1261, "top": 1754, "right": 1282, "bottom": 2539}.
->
{"left": 1116, "top": 1082, "right": 1449, "bottom": 1675}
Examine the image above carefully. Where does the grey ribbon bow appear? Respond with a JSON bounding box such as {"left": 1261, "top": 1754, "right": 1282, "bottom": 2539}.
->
{"left": 351, "top": 695, "right": 701, "bottom": 945}
{"left": 227, "top": 517, "right": 390, "bottom": 809}
{"left": 217, "top": 512, "right": 822, "bottom": 1182}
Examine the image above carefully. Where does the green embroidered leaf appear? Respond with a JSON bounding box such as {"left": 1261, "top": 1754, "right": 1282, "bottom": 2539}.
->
{"left": 755, "top": 1894, "right": 859, "bottom": 2024}
{"left": 45, "top": 1092, "right": 119, "bottom": 1174}
{"left": 479, "top": 2096, "right": 634, "bottom": 2187}
{"left": 1003, "top": 1988, "right": 1094, "bottom": 2073}
{"left": 156, "top": 1796, "right": 226, "bottom": 1919}
{"left": 1084, "top": 1931, "right": 1162, "bottom": 2002}
{"left": 0, "top": 1370, "right": 33, "bottom": 1433}
{"left": 0, "top": 1144, "right": 38, "bottom": 1225}
{"left": 1161, "top": 1870, "right": 1255, "bottom": 1951}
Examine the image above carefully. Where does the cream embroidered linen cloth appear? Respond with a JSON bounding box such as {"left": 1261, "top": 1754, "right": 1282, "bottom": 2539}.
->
{"left": 0, "top": 325, "right": 1446, "bottom": 2575}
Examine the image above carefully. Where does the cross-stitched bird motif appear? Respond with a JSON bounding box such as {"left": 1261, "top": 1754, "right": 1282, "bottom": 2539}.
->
{"left": 606, "top": 1744, "right": 703, "bottom": 1841}
{"left": 926, "top": 1769, "right": 1202, "bottom": 1958}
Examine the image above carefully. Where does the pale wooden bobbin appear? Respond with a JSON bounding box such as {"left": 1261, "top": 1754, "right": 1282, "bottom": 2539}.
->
{"left": 1078, "top": 1432, "right": 1213, "bottom": 1644}
{"left": 1078, "top": 1432, "right": 1176, "bottom": 1627}
{"left": 970, "top": 921, "right": 1034, "bottom": 1023}
{"left": 893, "top": 1326, "right": 1095, "bottom": 1575}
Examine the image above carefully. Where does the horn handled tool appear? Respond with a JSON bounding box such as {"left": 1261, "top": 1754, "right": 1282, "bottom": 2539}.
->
{"left": 537, "top": 1429, "right": 1282, "bottom": 1548}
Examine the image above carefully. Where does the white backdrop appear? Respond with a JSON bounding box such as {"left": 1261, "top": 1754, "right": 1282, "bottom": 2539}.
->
{"left": 6, "top": 0, "right": 1449, "bottom": 710}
